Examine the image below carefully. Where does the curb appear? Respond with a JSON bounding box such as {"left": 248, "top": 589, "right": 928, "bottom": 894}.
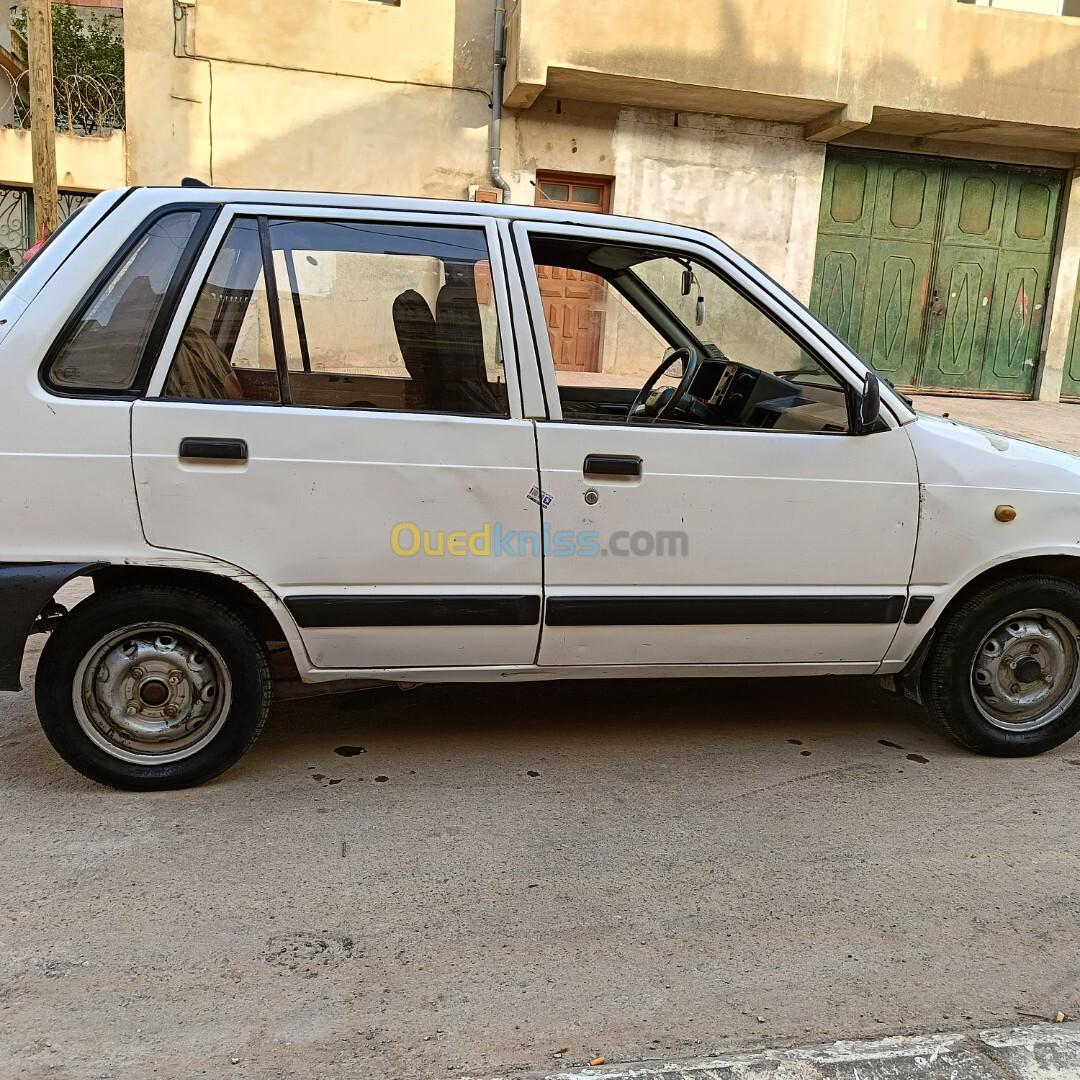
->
{"left": 481, "top": 1022, "right": 1080, "bottom": 1079}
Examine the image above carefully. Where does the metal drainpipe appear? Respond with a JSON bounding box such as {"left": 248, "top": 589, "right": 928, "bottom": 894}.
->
{"left": 489, "top": 0, "right": 512, "bottom": 202}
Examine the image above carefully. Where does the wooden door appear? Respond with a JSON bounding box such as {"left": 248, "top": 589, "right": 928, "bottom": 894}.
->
{"left": 534, "top": 174, "right": 611, "bottom": 373}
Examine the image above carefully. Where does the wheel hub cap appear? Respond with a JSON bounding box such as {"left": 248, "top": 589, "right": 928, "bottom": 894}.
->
{"left": 74, "top": 623, "right": 232, "bottom": 765}
{"left": 970, "top": 609, "right": 1080, "bottom": 731}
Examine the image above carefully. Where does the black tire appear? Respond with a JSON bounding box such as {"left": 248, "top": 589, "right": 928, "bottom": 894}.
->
{"left": 35, "top": 586, "right": 271, "bottom": 790}
{"left": 925, "top": 574, "right": 1080, "bottom": 756}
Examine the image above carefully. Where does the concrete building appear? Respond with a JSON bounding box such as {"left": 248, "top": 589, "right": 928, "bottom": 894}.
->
{"left": 6, "top": 0, "right": 1080, "bottom": 400}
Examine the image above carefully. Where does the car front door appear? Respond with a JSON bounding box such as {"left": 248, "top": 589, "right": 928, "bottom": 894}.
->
{"left": 132, "top": 205, "right": 542, "bottom": 672}
{"left": 514, "top": 221, "right": 920, "bottom": 673}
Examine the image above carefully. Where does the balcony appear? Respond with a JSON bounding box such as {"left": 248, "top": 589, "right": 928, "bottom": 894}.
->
{"left": 504, "top": 0, "right": 1080, "bottom": 157}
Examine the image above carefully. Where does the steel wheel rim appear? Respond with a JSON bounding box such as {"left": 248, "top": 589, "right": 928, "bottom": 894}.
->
{"left": 72, "top": 622, "right": 233, "bottom": 765}
{"left": 970, "top": 608, "right": 1080, "bottom": 732}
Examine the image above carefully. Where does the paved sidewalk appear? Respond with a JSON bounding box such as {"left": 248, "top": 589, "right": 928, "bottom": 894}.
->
{"left": 911, "top": 395, "right": 1080, "bottom": 456}
{"left": 495, "top": 1023, "right": 1080, "bottom": 1080}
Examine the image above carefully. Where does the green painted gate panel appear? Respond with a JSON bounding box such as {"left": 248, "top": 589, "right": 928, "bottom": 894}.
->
{"left": 985, "top": 261, "right": 1047, "bottom": 392}
{"left": 917, "top": 164, "right": 1005, "bottom": 390}
{"left": 856, "top": 244, "right": 933, "bottom": 386}
{"left": 811, "top": 241, "right": 869, "bottom": 346}
{"left": 1062, "top": 273, "right": 1080, "bottom": 399}
{"left": 918, "top": 247, "right": 997, "bottom": 390}
{"left": 811, "top": 153, "right": 941, "bottom": 388}
{"left": 984, "top": 174, "right": 1059, "bottom": 395}
{"left": 811, "top": 150, "right": 1063, "bottom": 396}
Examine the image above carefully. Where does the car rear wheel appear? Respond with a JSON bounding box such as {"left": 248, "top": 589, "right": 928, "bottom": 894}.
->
{"left": 36, "top": 586, "right": 271, "bottom": 790}
{"left": 925, "top": 575, "right": 1080, "bottom": 756}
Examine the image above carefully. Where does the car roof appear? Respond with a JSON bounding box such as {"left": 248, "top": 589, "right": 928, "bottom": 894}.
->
{"left": 135, "top": 185, "right": 722, "bottom": 247}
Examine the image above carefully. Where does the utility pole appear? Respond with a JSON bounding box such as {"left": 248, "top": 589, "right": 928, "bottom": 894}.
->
{"left": 27, "top": 0, "right": 58, "bottom": 240}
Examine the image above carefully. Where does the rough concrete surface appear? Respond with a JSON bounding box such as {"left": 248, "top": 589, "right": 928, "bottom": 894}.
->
{"left": 527, "top": 1024, "right": 1080, "bottom": 1080}
{"left": 4, "top": 623, "right": 1080, "bottom": 1079}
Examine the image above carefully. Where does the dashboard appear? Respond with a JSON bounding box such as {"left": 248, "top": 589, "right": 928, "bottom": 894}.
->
{"left": 692, "top": 359, "right": 850, "bottom": 433}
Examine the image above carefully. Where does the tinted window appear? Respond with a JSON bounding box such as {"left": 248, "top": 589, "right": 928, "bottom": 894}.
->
{"left": 47, "top": 211, "right": 201, "bottom": 391}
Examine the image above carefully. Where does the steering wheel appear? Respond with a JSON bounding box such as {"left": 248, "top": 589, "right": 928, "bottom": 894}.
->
{"left": 627, "top": 346, "right": 702, "bottom": 424}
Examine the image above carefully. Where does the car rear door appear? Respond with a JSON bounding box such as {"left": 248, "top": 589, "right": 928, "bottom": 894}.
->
{"left": 132, "top": 203, "right": 543, "bottom": 673}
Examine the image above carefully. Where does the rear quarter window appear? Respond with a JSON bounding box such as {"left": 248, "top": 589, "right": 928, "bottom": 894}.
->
{"left": 44, "top": 209, "right": 205, "bottom": 394}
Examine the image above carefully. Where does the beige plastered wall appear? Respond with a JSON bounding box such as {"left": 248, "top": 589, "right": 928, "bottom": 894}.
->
{"left": 0, "top": 128, "right": 124, "bottom": 192}
{"left": 1038, "top": 171, "right": 1080, "bottom": 401}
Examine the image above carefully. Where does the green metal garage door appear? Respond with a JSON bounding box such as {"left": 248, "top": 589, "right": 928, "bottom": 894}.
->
{"left": 1063, "top": 279, "right": 1080, "bottom": 401}
{"left": 810, "top": 150, "right": 1063, "bottom": 397}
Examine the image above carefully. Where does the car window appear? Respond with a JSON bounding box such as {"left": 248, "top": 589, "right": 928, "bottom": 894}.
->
{"left": 526, "top": 234, "right": 849, "bottom": 434}
{"left": 162, "top": 216, "right": 509, "bottom": 418}
{"left": 163, "top": 218, "right": 281, "bottom": 403}
{"left": 45, "top": 210, "right": 202, "bottom": 392}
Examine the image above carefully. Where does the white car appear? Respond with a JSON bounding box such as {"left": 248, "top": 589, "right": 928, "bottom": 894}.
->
{"left": 4, "top": 185, "right": 1080, "bottom": 789}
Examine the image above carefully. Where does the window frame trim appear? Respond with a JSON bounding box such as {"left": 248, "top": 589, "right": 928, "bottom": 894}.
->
{"left": 257, "top": 214, "right": 293, "bottom": 405}
{"left": 39, "top": 202, "right": 219, "bottom": 399}
{"left": 511, "top": 219, "right": 896, "bottom": 435}
{"left": 145, "top": 203, "right": 526, "bottom": 422}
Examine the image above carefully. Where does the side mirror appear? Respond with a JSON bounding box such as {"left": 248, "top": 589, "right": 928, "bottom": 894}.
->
{"left": 854, "top": 370, "right": 882, "bottom": 435}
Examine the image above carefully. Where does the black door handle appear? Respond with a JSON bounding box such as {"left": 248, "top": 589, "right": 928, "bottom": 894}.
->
{"left": 179, "top": 437, "right": 248, "bottom": 462}
{"left": 584, "top": 454, "right": 642, "bottom": 478}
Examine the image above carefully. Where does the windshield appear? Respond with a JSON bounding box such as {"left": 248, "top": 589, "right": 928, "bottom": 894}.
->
{"left": 630, "top": 252, "right": 842, "bottom": 388}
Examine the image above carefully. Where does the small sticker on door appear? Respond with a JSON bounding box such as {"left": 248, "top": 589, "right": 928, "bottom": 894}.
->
{"left": 528, "top": 486, "right": 553, "bottom": 509}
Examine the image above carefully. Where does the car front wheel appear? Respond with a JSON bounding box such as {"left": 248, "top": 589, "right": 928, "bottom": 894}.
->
{"left": 36, "top": 586, "right": 271, "bottom": 790}
{"left": 925, "top": 574, "right": 1080, "bottom": 756}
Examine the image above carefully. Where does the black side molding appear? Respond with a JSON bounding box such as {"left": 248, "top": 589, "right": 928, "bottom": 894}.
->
{"left": 179, "top": 438, "right": 248, "bottom": 461}
{"left": 285, "top": 594, "right": 542, "bottom": 629}
{"left": 545, "top": 595, "right": 907, "bottom": 627}
{"left": 904, "top": 596, "right": 935, "bottom": 624}
{"left": 0, "top": 562, "right": 102, "bottom": 691}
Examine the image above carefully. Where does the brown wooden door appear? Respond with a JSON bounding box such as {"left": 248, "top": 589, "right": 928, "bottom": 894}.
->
{"left": 534, "top": 174, "right": 611, "bottom": 373}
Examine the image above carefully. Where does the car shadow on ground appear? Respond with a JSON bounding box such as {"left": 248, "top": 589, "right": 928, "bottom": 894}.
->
{"left": 0, "top": 667, "right": 974, "bottom": 793}
{"left": 247, "top": 673, "right": 952, "bottom": 779}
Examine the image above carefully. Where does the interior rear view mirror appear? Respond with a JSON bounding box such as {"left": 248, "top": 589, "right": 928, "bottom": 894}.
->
{"left": 681, "top": 268, "right": 693, "bottom": 296}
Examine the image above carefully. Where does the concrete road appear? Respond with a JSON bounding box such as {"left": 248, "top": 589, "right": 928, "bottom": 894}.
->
{"left": 3, "top": 635, "right": 1080, "bottom": 1080}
